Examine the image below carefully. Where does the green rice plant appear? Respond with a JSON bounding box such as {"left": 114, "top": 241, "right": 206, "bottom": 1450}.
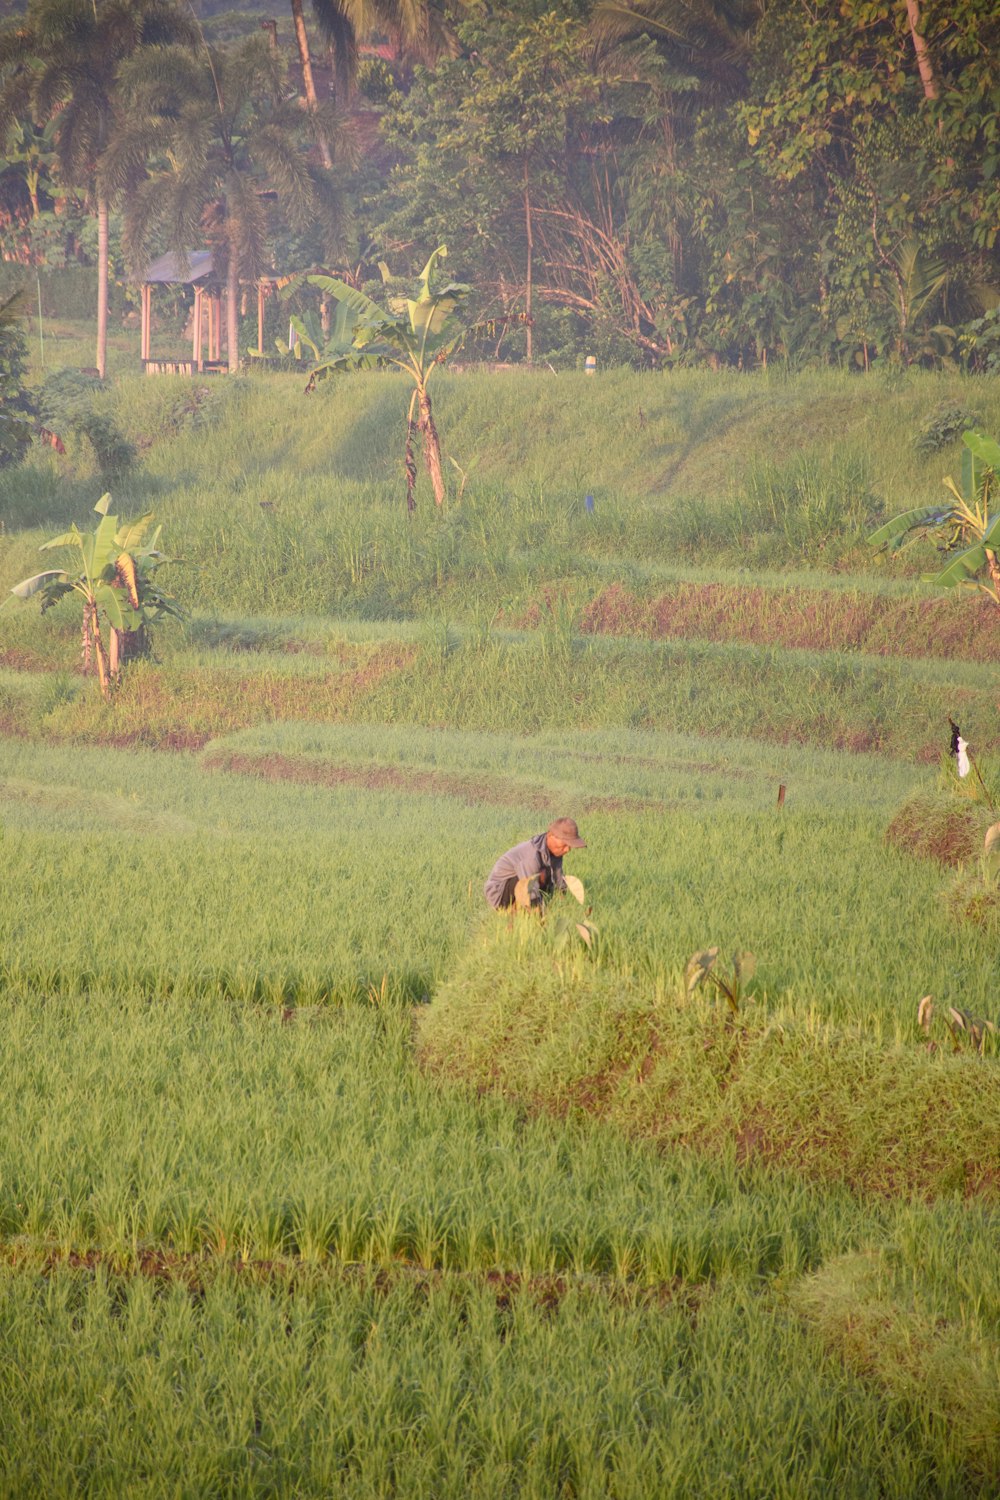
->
{"left": 5, "top": 725, "right": 1000, "bottom": 1028}
{"left": 0, "top": 1259, "right": 984, "bottom": 1498}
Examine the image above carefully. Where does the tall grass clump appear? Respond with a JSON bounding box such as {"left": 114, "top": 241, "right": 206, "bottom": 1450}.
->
{"left": 664, "top": 450, "right": 884, "bottom": 566}
{"left": 790, "top": 1221, "right": 1000, "bottom": 1487}
{"left": 419, "top": 921, "right": 1000, "bottom": 1201}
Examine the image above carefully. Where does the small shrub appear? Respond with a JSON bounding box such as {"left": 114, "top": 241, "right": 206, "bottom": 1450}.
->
{"left": 684, "top": 947, "right": 756, "bottom": 1015}
{"left": 38, "top": 370, "right": 136, "bottom": 482}
{"left": 914, "top": 403, "right": 980, "bottom": 457}
{"left": 960, "top": 308, "right": 1000, "bottom": 376}
{"left": 917, "top": 993, "right": 999, "bottom": 1052}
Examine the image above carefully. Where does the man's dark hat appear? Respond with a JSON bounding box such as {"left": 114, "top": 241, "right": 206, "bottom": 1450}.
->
{"left": 548, "top": 817, "right": 587, "bottom": 848}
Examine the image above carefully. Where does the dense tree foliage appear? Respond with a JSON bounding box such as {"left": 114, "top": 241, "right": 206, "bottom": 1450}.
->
{"left": 0, "top": 0, "right": 994, "bottom": 370}
{"left": 0, "top": 0, "right": 197, "bottom": 376}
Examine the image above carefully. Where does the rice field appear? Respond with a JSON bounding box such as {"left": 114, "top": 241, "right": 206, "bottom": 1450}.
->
{"left": 0, "top": 358, "right": 998, "bottom": 1494}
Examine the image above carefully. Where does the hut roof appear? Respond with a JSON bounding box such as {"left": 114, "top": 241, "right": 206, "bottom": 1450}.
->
{"left": 143, "top": 249, "right": 215, "bottom": 285}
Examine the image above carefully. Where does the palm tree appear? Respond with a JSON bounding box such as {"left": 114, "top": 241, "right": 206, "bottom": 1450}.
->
{"left": 291, "top": 0, "right": 454, "bottom": 110}
{"left": 590, "top": 0, "right": 765, "bottom": 101}
{"left": 0, "top": 0, "right": 196, "bottom": 378}
{"left": 109, "top": 36, "right": 345, "bottom": 373}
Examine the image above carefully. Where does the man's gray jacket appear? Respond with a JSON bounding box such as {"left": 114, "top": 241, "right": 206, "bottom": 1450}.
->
{"left": 484, "top": 832, "right": 568, "bottom": 910}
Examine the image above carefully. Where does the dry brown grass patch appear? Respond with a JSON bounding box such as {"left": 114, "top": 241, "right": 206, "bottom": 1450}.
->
{"left": 204, "top": 750, "right": 666, "bottom": 816}
{"left": 578, "top": 583, "right": 1000, "bottom": 660}
{"left": 885, "top": 794, "right": 986, "bottom": 867}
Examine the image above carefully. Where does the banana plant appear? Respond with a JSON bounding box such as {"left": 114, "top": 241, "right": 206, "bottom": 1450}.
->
{"left": 869, "top": 430, "right": 1000, "bottom": 607}
{"left": 7, "top": 494, "right": 182, "bottom": 699}
{"left": 296, "top": 246, "right": 472, "bottom": 508}
{"left": 0, "top": 117, "right": 58, "bottom": 219}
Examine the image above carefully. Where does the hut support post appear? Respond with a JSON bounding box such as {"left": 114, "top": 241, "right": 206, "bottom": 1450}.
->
{"left": 192, "top": 287, "right": 203, "bottom": 371}
{"left": 140, "top": 284, "right": 149, "bottom": 361}
{"left": 257, "top": 282, "right": 265, "bottom": 355}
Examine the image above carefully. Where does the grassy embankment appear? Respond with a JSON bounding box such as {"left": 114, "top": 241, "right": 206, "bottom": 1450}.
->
{"left": 1, "top": 354, "right": 999, "bottom": 1492}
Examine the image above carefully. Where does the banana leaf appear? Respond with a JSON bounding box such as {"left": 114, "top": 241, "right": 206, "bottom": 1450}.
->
{"left": 9, "top": 569, "right": 68, "bottom": 600}
{"left": 39, "top": 525, "right": 84, "bottom": 552}
{"left": 114, "top": 513, "right": 154, "bottom": 553}
{"left": 964, "top": 431, "right": 1000, "bottom": 470}
{"left": 95, "top": 582, "right": 141, "bottom": 633}
{"left": 301, "top": 275, "right": 387, "bottom": 324}
{"left": 90, "top": 512, "right": 121, "bottom": 575}
{"left": 933, "top": 544, "right": 987, "bottom": 588}
{"left": 868, "top": 505, "right": 954, "bottom": 548}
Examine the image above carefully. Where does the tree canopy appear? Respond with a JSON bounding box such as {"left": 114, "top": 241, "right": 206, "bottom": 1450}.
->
{"left": 0, "top": 0, "right": 995, "bottom": 372}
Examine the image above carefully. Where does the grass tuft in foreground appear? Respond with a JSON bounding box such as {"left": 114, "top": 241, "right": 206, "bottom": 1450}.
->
{"left": 790, "top": 1238, "right": 1000, "bottom": 1487}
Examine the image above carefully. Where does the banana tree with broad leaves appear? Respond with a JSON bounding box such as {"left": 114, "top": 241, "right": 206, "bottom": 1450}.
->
{"left": 297, "top": 246, "right": 472, "bottom": 508}
{"left": 7, "top": 494, "right": 182, "bottom": 698}
{"left": 869, "top": 431, "right": 1000, "bottom": 608}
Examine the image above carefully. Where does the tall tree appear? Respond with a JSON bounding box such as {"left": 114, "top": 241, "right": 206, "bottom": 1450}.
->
{"left": 295, "top": 0, "right": 455, "bottom": 106}
{"left": 379, "top": 11, "right": 680, "bottom": 363}
{"left": 110, "top": 35, "right": 345, "bottom": 373}
{"left": 289, "top": 0, "right": 334, "bottom": 167}
{"left": 735, "top": 0, "right": 1000, "bottom": 364}
{"left": 0, "top": 0, "right": 196, "bottom": 378}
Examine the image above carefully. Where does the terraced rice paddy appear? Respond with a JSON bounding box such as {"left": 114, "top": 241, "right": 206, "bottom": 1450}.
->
{"left": 0, "top": 361, "right": 998, "bottom": 1494}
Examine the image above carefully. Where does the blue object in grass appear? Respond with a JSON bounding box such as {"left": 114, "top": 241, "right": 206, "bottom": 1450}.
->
{"left": 585, "top": 493, "right": 594, "bottom": 513}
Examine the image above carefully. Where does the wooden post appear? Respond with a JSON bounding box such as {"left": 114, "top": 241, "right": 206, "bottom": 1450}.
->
{"left": 257, "top": 281, "right": 265, "bottom": 355}
{"left": 140, "top": 284, "right": 150, "bottom": 361}
{"left": 193, "top": 287, "right": 203, "bottom": 371}
{"left": 777, "top": 783, "right": 786, "bottom": 809}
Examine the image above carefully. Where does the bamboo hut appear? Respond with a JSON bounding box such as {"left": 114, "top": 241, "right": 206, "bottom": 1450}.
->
{"left": 138, "top": 250, "right": 278, "bottom": 374}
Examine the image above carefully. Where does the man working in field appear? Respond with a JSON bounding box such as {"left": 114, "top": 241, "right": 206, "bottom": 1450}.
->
{"left": 484, "top": 817, "right": 587, "bottom": 910}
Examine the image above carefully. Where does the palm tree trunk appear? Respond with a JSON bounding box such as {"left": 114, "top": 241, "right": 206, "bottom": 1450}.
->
{"left": 96, "top": 194, "right": 109, "bottom": 380}
{"left": 523, "top": 165, "right": 534, "bottom": 365}
{"left": 904, "top": 0, "right": 939, "bottom": 101}
{"left": 289, "top": 0, "right": 334, "bottom": 169}
{"left": 227, "top": 241, "right": 240, "bottom": 374}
